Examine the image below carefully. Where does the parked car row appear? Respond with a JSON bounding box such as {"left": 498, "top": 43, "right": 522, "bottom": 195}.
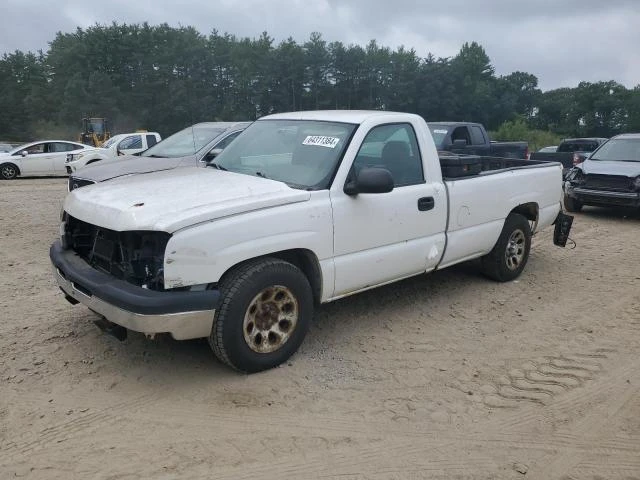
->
{"left": 0, "top": 122, "right": 250, "bottom": 181}
{"left": 65, "top": 131, "right": 162, "bottom": 173}
{"left": 67, "top": 121, "right": 251, "bottom": 190}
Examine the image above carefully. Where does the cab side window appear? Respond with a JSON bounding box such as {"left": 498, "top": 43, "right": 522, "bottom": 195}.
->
{"left": 352, "top": 123, "right": 424, "bottom": 187}
{"left": 450, "top": 126, "right": 471, "bottom": 145}
{"left": 119, "top": 135, "right": 143, "bottom": 150}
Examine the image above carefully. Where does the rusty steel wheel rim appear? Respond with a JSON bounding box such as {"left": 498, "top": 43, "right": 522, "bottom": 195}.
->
{"left": 243, "top": 285, "right": 299, "bottom": 354}
{"left": 505, "top": 229, "right": 526, "bottom": 271}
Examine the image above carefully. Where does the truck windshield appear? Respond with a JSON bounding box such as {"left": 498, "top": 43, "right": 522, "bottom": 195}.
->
{"left": 426, "top": 125, "right": 449, "bottom": 148}
{"left": 211, "top": 120, "right": 357, "bottom": 189}
{"left": 141, "top": 125, "right": 225, "bottom": 158}
{"left": 557, "top": 141, "right": 599, "bottom": 153}
{"left": 590, "top": 138, "right": 640, "bottom": 162}
{"left": 100, "top": 136, "right": 122, "bottom": 149}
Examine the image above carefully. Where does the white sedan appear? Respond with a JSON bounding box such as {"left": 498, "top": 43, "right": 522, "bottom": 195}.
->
{"left": 0, "top": 140, "right": 89, "bottom": 179}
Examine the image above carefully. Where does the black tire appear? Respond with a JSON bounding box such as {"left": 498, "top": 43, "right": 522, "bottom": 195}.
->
{"left": 481, "top": 213, "right": 532, "bottom": 282}
{"left": 0, "top": 163, "right": 18, "bottom": 180}
{"left": 209, "top": 258, "right": 313, "bottom": 373}
{"left": 563, "top": 194, "right": 583, "bottom": 213}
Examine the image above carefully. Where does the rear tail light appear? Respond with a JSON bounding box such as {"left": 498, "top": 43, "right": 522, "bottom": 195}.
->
{"left": 524, "top": 146, "right": 529, "bottom": 160}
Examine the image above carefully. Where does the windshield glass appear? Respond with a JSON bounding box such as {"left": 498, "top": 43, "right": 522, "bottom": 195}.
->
{"left": 11, "top": 142, "right": 33, "bottom": 153}
{"left": 590, "top": 138, "right": 640, "bottom": 162}
{"left": 212, "top": 119, "right": 357, "bottom": 189}
{"left": 101, "top": 136, "right": 122, "bottom": 149}
{"left": 426, "top": 124, "right": 449, "bottom": 147}
{"left": 141, "top": 125, "right": 225, "bottom": 158}
{"left": 558, "top": 141, "right": 600, "bottom": 153}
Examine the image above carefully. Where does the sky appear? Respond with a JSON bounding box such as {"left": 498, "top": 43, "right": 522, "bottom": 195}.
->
{"left": 1, "top": 0, "right": 639, "bottom": 91}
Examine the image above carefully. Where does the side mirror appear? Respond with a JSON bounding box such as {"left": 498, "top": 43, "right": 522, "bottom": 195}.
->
{"left": 452, "top": 139, "right": 467, "bottom": 147}
{"left": 205, "top": 148, "right": 223, "bottom": 162}
{"left": 344, "top": 167, "right": 394, "bottom": 196}
{"left": 20, "top": 150, "right": 28, "bottom": 157}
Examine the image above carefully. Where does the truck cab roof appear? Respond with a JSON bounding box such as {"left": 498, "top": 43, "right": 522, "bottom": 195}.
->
{"left": 426, "top": 121, "right": 483, "bottom": 128}
{"left": 262, "top": 110, "right": 421, "bottom": 124}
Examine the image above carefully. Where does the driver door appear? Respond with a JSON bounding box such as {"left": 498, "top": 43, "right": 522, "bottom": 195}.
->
{"left": 16, "top": 143, "right": 53, "bottom": 175}
{"left": 330, "top": 123, "right": 447, "bottom": 297}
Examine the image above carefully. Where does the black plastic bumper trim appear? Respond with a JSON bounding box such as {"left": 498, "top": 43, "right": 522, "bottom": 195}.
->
{"left": 49, "top": 240, "right": 219, "bottom": 315}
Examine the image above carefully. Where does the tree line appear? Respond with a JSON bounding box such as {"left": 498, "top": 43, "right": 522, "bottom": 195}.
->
{"left": 0, "top": 23, "right": 638, "bottom": 144}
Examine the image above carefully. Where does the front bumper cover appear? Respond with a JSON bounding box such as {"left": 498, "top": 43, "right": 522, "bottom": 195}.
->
{"left": 49, "top": 240, "right": 219, "bottom": 340}
{"left": 566, "top": 185, "right": 640, "bottom": 208}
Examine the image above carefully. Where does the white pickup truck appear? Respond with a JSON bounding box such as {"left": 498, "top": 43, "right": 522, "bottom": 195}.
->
{"left": 50, "top": 110, "right": 571, "bottom": 373}
{"left": 65, "top": 131, "right": 161, "bottom": 174}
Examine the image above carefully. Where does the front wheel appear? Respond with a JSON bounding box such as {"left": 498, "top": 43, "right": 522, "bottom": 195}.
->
{"left": 1, "top": 163, "right": 18, "bottom": 180}
{"left": 209, "top": 258, "right": 313, "bottom": 373}
{"left": 481, "top": 213, "right": 532, "bottom": 282}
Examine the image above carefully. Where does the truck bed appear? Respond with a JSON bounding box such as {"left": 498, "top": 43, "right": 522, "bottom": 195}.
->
{"left": 437, "top": 153, "right": 562, "bottom": 269}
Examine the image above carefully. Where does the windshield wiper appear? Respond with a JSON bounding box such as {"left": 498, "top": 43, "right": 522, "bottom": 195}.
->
{"left": 208, "top": 162, "right": 228, "bottom": 171}
{"left": 145, "top": 154, "right": 167, "bottom": 158}
{"left": 255, "top": 171, "right": 269, "bottom": 179}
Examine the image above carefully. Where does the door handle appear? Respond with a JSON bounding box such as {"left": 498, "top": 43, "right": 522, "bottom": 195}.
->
{"left": 418, "top": 196, "right": 435, "bottom": 211}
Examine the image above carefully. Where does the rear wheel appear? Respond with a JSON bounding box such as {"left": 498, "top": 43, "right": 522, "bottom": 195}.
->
{"left": 563, "top": 194, "right": 583, "bottom": 213}
{"left": 0, "top": 163, "right": 18, "bottom": 180}
{"left": 209, "top": 258, "right": 313, "bottom": 373}
{"left": 481, "top": 213, "right": 532, "bottom": 282}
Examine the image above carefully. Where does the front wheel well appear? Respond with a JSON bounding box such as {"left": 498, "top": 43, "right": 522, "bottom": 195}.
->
{"left": 85, "top": 158, "right": 101, "bottom": 165}
{"left": 217, "top": 249, "right": 323, "bottom": 305}
{"left": 0, "top": 162, "right": 20, "bottom": 176}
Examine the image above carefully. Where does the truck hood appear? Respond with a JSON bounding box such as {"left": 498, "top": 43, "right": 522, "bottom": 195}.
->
{"left": 78, "top": 147, "right": 107, "bottom": 156}
{"left": 64, "top": 167, "right": 311, "bottom": 232}
{"left": 580, "top": 159, "right": 640, "bottom": 177}
{"left": 75, "top": 155, "right": 191, "bottom": 182}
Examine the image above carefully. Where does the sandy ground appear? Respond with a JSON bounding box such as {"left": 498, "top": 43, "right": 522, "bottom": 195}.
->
{"left": 0, "top": 177, "right": 639, "bottom": 480}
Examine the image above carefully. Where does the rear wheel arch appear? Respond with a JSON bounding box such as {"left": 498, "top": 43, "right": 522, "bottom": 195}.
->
{"left": 510, "top": 202, "right": 538, "bottom": 232}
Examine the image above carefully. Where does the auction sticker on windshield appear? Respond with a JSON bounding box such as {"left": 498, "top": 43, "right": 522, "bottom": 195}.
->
{"left": 303, "top": 136, "right": 340, "bottom": 148}
{"left": 433, "top": 129, "right": 448, "bottom": 134}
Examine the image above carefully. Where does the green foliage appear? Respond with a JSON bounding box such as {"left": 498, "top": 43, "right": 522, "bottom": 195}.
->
{"left": 0, "top": 23, "right": 639, "bottom": 142}
{"left": 492, "top": 118, "right": 563, "bottom": 152}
